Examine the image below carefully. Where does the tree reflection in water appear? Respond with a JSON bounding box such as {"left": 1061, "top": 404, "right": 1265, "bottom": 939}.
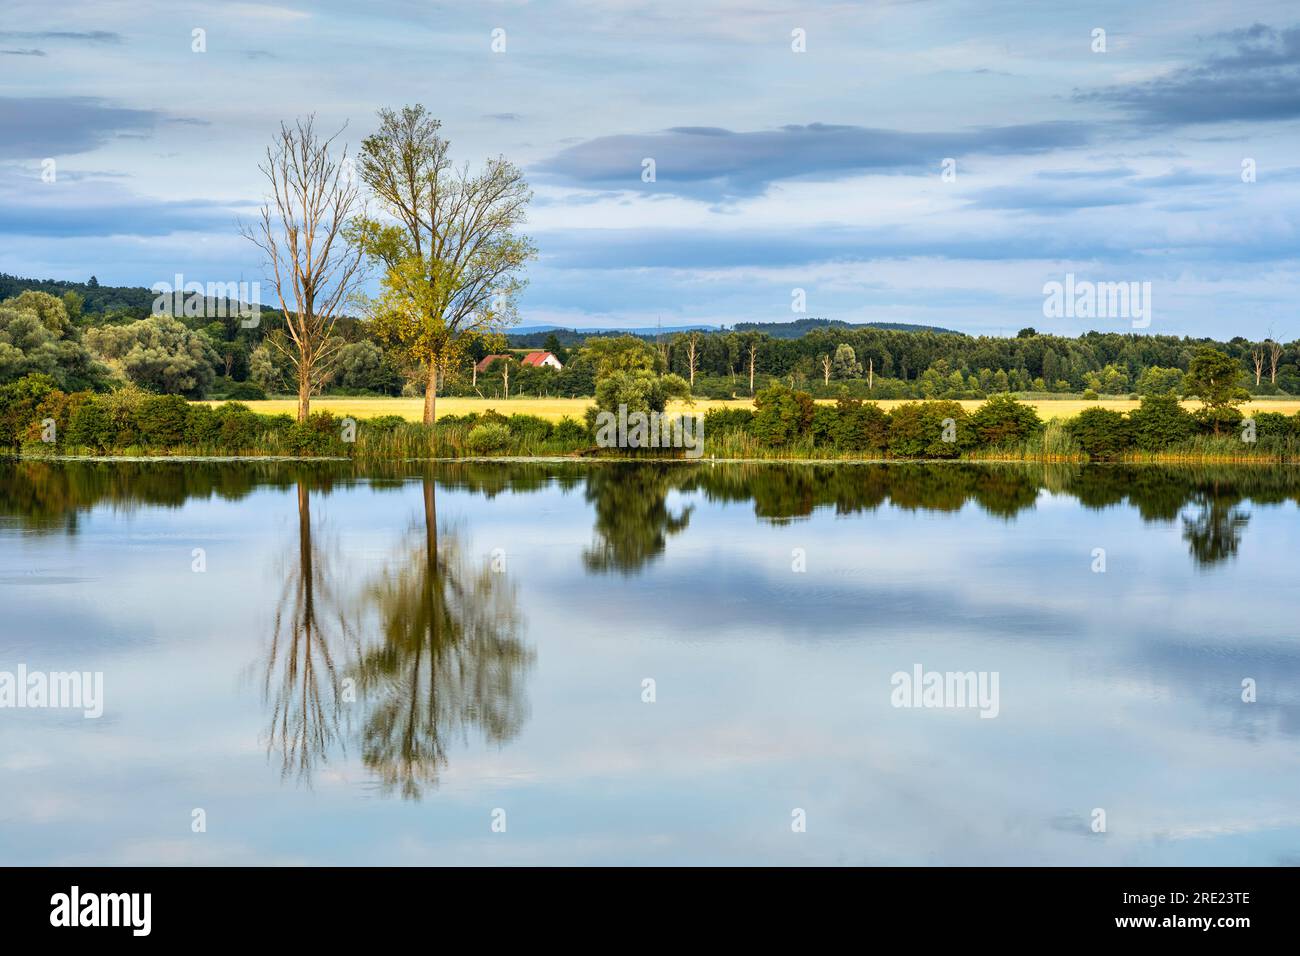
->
{"left": 352, "top": 476, "right": 533, "bottom": 799}
{"left": 262, "top": 479, "right": 357, "bottom": 781}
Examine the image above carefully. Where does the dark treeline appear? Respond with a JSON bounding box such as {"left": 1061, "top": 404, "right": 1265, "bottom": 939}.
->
{"left": 3, "top": 273, "right": 1295, "bottom": 401}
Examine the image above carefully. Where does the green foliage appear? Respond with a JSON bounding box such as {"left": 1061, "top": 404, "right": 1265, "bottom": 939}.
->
{"left": 552, "top": 416, "right": 589, "bottom": 444}
{"left": 968, "top": 394, "right": 1043, "bottom": 446}
{"left": 223, "top": 380, "right": 267, "bottom": 401}
{"left": 1183, "top": 347, "right": 1249, "bottom": 434}
{"left": 1065, "top": 407, "right": 1134, "bottom": 458}
{"left": 886, "top": 401, "right": 972, "bottom": 458}
{"left": 0, "top": 291, "right": 105, "bottom": 390}
{"left": 832, "top": 398, "right": 888, "bottom": 450}
{"left": 1135, "top": 365, "right": 1184, "bottom": 396}
{"left": 591, "top": 368, "right": 691, "bottom": 416}
{"left": 581, "top": 335, "right": 663, "bottom": 376}
{"left": 750, "top": 383, "right": 815, "bottom": 446}
{"left": 702, "top": 406, "right": 755, "bottom": 435}
{"left": 84, "top": 315, "right": 219, "bottom": 397}
{"left": 1128, "top": 394, "right": 1194, "bottom": 450}
{"left": 466, "top": 421, "right": 513, "bottom": 453}
{"left": 133, "top": 394, "right": 191, "bottom": 447}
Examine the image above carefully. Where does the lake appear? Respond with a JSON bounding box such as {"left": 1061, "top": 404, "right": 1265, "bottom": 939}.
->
{"left": 2, "top": 458, "right": 1298, "bottom": 865}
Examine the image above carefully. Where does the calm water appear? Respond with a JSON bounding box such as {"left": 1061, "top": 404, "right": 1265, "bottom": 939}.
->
{"left": 2, "top": 459, "right": 1298, "bottom": 865}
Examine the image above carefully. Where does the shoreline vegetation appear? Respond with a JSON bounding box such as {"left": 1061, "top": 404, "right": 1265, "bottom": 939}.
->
{"left": 4, "top": 372, "right": 1300, "bottom": 465}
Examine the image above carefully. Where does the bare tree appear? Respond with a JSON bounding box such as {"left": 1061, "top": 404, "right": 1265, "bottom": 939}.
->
{"left": 747, "top": 339, "right": 758, "bottom": 395}
{"left": 821, "top": 353, "right": 832, "bottom": 385}
{"left": 1268, "top": 338, "right": 1284, "bottom": 385}
{"left": 242, "top": 116, "right": 365, "bottom": 422}
{"left": 685, "top": 331, "right": 700, "bottom": 387}
{"left": 1251, "top": 343, "right": 1266, "bottom": 386}
{"left": 867, "top": 356, "right": 874, "bottom": 391}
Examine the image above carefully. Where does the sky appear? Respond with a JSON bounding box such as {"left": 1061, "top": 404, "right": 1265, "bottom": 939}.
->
{"left": 1, "top": 0, "right": 1298, "bottom": 337}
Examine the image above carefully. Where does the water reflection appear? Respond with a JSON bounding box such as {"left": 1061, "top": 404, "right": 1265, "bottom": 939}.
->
{"left": 353, "top": 478, "right": 531, "bottom": 799}
{"left": 262, "top": 479, "right": 356, "bottom": 781}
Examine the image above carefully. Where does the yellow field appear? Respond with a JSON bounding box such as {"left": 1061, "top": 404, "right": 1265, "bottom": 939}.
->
{"left": 206, "top": 395, "right": 1300, "bottom": 422}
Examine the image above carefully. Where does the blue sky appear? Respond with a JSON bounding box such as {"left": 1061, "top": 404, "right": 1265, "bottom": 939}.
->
{"left": 1, "top": 0, "right": 1298, "bottom": 336}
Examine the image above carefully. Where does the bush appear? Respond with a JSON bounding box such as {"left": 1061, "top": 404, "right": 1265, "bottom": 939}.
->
{"left": 751, "top": 383, "right": 815, "bottom": 446}
{"left": 1081, "top": 389, "right": 1099, "bottom": 400}
{"left": 886, "top": 401, "right": 972, "bottom": 458}
{"left": 223, "top": 381, "right": 267, "bottom": 401}
{"left": 1065, "top": 407, "right": 1133, "bottom": 458}
{"left": 832, "top": 398, "right": 889, "bottom": 451}
{"left": 1128, "top": 395, "right": 1194, "bottom": 450}
{"left": 507, "top": 414, "right": 553, "bottom": 443}
{"left": 466, "top": 422, "right": 512, "bottom": 453}
{"left": 0, "top": 373, "right": 61, "bottom": 447}
{"left": 363, "top": 414, "right": 406, "bottom": 435}
{"left": 281, "top": 411, "right": 345, "bottom": 456}
{"left": 703, "top": 406, "right": 754, "bottom": 435}
{"left": 133, "top": 394, "right": 190, "bottom": 447}
{"left": 968, "top": 394, "right": 1043, "bottom": 446}
{"left": 810, "top": 404, "right": 838, "bottom": 445}
{"left": 1251, "top": 411, "right": 1295, "bottom": 441}
{"left": 551, "top": 416, "right": 589, "bottom": 444}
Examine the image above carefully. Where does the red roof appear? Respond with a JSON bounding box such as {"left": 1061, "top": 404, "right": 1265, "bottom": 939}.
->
{"left": 474, "top": 354, "right": 512, "bottom": 373}
{"left": 521, "top": 351, "right": 558, "bottom": 367}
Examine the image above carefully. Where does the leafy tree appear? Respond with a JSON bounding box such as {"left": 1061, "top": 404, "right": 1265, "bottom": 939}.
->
{"left": 750, "top": 382, "right": 815, "bottom": 446}
{"left": 580, "top": 335, "right": 662, "bottom": 376}
{"left": 831, "top": 343, "right": 862, "bottom": 379}
{"left": 887, "top": 401, "right": 972, "bottom": 458}
{"left": 0, "top": 291, "right": 104, "bottom": 390}
{"left": 1183, "top": 347, "right": 1248, "bottom": 435}
{"left": 332, "top": 340, "right": 402, "bottom": 394}
{"left": 84, "top": 315, "right": 219, "bottom": 397}
{"left": 1135, "top": 365, "right": 1183, "bottom": 396}
{"left": 1065, "top": 407, "right": 1134, "bottom": 458}
{"left": 1128, "top": 394, "right": 1194, "bottom": 450}
{"left": 355, "top": 104, "right": 536, "bottom": 424}
{"left": 832, "top": 397, "right": 888, "bottom": 450}
{"left": 969, "top": 394, "right": 1044, "bottom": 446}
{"left": 590, "top": 368, "right": 690, "bottom": 417}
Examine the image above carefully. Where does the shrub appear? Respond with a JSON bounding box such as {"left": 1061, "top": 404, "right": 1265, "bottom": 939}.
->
{"left": 466, "top": 422, "right": 512, "bottom": 453}
{"left": 507, "top": 414, "right": 553, "bottom": 443}
{"left": 1128, "top": 394, "right": 1194, "bottom": 450}
{"left": 832, "top": 398, "right": 889, "bottom": 451}
{"left": 1081, "top": 389, "right": 1099, "bottom": 400}
{"left": 810, "top": 404, "right": 838, "bottom": 446}
{"left": 0, "top": 373, "right": 61, "bottom": 447}
{"left": 224, "top": 381, "right": 267, "bottom": 401}
{"left": 969, "top": 394, "right": 1043, "bottom": 446}
{"left": 284, "top": 411, "right": 344, "bottom": 456}
{"left": 133, "top": 394, "right": 191, "bottom": 447}
{"left": 751, "top": 383, "right": 815, "bottom": 446}
{"left": 551, "top": 416, "right": 589, "bottom": 444}
{"left": 1065, "top": 407, "right": 1133, "bottom": 458}
{"left": 363, "top": 414, "right": 406, "bottom": 435}
{"left": 886, "top": 401, "right": 972, "bottom": 458}
{"left": 1251, "top": 411, "right": 1295, "bottom": 441}
{"left": 184, "top": 403, "right": 221, "bottom": 446}
{"left": 703, "top": 406, "right": 754, "bottom": 435}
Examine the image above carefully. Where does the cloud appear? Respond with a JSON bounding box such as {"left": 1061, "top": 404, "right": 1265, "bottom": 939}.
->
{"left": 0, "top": 96, "right": 159, "bottom": 158}
{"left": 1080, "top": 23, "right": 1300, "bottom": 124}
{"left": 0, "top": 30, "right": 121, "bottom": 43}
{"left": 1, "top": 48, "right": 46, "bottom": 56}
{"left": 535, "top": 121, "right": 1095, "bottom": 199}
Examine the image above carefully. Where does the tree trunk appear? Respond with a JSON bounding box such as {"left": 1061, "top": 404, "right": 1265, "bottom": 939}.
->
{"left": 297, "top": 363, "right": 311, "bottom": 422}
{"left": 423, "top": 363, "right": 438, "bottom": 425}
{"left": 868, "top": 357, "right": 874, "bottom": 390}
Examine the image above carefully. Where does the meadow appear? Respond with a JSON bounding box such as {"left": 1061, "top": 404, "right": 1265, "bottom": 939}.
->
{"left": 208, "top": 395, "right": 1300, "bottom": 423}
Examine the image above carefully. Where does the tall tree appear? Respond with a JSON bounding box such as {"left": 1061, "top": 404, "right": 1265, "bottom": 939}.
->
{"left": 242, "top": 116, "right": 365, "bottom": 422}
{"left": 355, "top": 105, "right": 536, "bottom": 424}
{"left": 1183, "top": 347, "right": 1248, "bottom": 435}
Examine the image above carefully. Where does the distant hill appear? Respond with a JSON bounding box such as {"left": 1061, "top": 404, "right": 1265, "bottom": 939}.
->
{"left": 731, "top": 318, "right": 964, "bottom": 338}
{"left": 507, "top": 318, "right": 963, "bottom": 346}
